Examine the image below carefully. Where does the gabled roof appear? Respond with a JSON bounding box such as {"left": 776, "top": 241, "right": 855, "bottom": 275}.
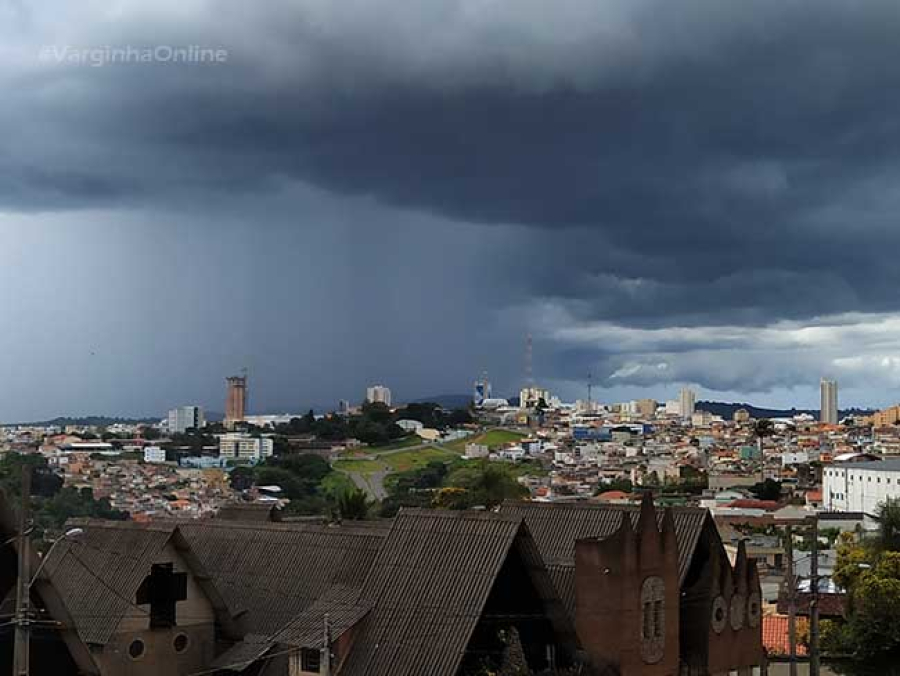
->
{"left": 337, "top": 509, "right": 575, "bottom": 676}
{"left": 176, "top": 519, "right": 390, "bottom": 635}
{"left": 498, "top": 500, "right": 713, "bottom": 617}
{"left": 43, "top": 520, "right": 237, "bottom": 646}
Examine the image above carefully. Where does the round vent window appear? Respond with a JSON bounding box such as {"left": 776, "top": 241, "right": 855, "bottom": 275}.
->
{"left": 711, "top": 596, "right": 727, "bottom": 634}
{"left": 128, "top": 639, "right": 146, "bottom": 660}
{"left": 174, "top": 633, "right": 190, "bottom": 653}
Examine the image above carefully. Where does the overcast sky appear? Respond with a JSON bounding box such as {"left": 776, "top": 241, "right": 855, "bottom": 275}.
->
{"left": 4, "top": 0, "right": 900, "bottom": 420}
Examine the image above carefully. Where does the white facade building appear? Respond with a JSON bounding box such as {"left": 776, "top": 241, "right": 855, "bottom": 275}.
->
{"left": 679, "top": 388, "right": 696, "bottom": 419}
{"left": 219, "top": 433, "right": 274, "bottom": 461}
{"left": 366, "top": 385, "right": 392, "bottom": 407}
{"left": 167, "top": 406, "right": 205, "bottom": 434}
{"left": 143, "top": 446, "right": 166, "bottom": 463}
{"left": 823, "top": 459, "right": 900, "bottom": 514}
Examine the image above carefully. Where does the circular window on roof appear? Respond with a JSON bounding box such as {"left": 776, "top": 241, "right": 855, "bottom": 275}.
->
{"left": 128, "top": 639, "right": 146, "bottom": 660}
{"left": 174, "top": 633, "right": 190, "bottom": 653}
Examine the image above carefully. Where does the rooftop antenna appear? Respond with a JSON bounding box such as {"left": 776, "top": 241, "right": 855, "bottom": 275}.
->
{"left": 588, "top": 372, "right": 593, "bottom": 406}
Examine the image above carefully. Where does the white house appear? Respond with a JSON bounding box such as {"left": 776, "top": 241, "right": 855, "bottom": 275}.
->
{"left": 823, "top": 458, "right": 900, "bottom": 515}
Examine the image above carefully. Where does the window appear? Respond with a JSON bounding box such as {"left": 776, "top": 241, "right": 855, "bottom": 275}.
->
{"left": 173, "top": 634, "right": 189, "bottom": 653}
{"left": 128, "top": 639, "right": 146, "bottom": 660}
{"left": 301, "top": 648, "right": 321, "bottom": 673}
{"left": 640, "top": 576, "right": 665, "bottom": 664}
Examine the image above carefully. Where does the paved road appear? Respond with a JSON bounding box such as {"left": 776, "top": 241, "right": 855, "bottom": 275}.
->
{"left": 332, "top": 439, "right": 462, "bottom": 501}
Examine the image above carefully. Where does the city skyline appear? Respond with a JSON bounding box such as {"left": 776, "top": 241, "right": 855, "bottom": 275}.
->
{"left": 8, "top": 3, "right": 900, "bottom": 419}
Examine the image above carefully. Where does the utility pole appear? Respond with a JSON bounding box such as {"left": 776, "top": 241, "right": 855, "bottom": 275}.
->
{"left": 321, "top": 613, "right": 331, "bottom": 676}
{"left": 14, "top": 466, "right": 31, "bottom": 676}
{"left": 785, "top": 524, "right": 797, "bottom": 676}
{"left": 809, "top": 516, "right": 820, "bottom": 676}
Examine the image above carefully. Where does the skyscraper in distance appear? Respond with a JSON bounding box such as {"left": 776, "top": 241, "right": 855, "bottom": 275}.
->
{"left": 225, "top": 375, "right": 247, "bottom": 428}
{"left": 820, "top": 378, "right": 838, "bottom": 424}
{"left": 679, "top": 387, "right": 696, "bottom": 420}
{"left": 366, "top": 385, "right": 392, "bottom": 407}
{"left": 168, "top": 405, "right": 205, "bottom": 434}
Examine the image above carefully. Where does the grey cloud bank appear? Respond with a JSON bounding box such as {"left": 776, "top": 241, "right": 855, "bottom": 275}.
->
{"left": 2, "top": 0, "right": 900, "bottom": 418}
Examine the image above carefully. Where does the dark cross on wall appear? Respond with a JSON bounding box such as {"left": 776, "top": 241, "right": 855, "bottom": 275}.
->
{"left": 136, "top": 562, "right": 188, "bottom": 628}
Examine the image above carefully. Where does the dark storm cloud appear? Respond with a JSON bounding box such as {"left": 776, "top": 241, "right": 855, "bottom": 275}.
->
{"left": 5, "top": 0, "right": 900, "bottom": 410}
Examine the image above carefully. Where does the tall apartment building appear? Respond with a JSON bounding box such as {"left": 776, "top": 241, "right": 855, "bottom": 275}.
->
{"left": 225, "top": 375, "right": 248, "bottom": 427}
{"left": 871, "top": 404, "right": 900, "bottom": 427}
{"left": 218, "top": 433, "right": 274, "bottom": 461}
{"left": 366, "top": 385, "right": 392, "bottom": 407}
{"left": 820, "top": 379, "right": 839, "bottom": 424}
{"left": 167, "top": 405, "right": 205, "bottom": 434}
{"left": 679, "top": 387, "right": 696, "bottom": 419}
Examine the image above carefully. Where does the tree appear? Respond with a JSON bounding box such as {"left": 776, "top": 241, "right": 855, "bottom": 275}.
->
{"left": 877, "top": 497, "right": 900, "bottom": 552}
{"left": 752, "top": 418, "right": 774, "bottom": 453}
{"left": 336, "top": 488, "right": 370, "bottom": 520}
{"left": 749, "top": 478, "right": 781, "bottom": 502}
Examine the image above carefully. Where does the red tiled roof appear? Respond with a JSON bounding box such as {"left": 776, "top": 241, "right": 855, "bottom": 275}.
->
{"left": 805, "top": 490, "right": 822, "bottom": 501}
{"left": 762, "top": 614, "right": 808, "bottom": 656}
{"left": 726, "top": 499, "right": 780, "bottom": 510}
{"left": 596, "top": 490, "right": 630, "bottom": 501}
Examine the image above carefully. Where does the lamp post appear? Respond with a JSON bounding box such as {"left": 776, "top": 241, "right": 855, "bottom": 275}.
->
{"left": 13, "top": 481, "right": 83, "bottom": 676}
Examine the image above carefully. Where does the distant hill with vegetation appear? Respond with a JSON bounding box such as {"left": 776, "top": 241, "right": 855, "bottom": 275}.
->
{"left": 4, "top": 415, "right": 160, "bottom": 428}
{"left": 697, "top": 400, "right": 874, "bottom": 420}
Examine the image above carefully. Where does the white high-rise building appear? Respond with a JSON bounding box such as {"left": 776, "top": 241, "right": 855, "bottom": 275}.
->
{"left": 679, "top": 388, "right": 696, "bottom": 419}
{"left": 820, "top": 379, "right": 839, "bottom": 424}
{"left": 167, "top": 406, "right": 205, "bottom": 434}
{"left": 366, "top": 385, "right": 392, "bottom": 407}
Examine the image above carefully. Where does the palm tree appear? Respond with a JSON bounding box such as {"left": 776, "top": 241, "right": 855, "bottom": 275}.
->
{"left": 337, "top": 488, "right": 370, "bottom": 521}
{"left": 752, "top": 418, "right": 775, "bottom": 455}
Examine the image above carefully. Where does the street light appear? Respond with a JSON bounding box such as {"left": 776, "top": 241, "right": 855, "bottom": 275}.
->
{"left": 29, "top": 528, "right": 84, "bottom": 587}
{"left": 14, "top": 527, "right": 83, "bottom": 676}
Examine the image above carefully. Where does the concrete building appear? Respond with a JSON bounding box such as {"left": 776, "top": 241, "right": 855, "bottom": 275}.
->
{"left": 823, "top": 458, "right": 900, "bottom": 514}
{"left": 820, "top": 378, "right": 838, "bottom": 424}
{"left": 871, "top": 404, "right": 900, "bottom": 427}
{"left": 365, "top": 384, "right": 392, "bottom": 407}
{"left": 733, "top": 408, "right": 751, "bottom": 424}
{"left": 143, "top": 446, "right": 166, "bottom": 463}
{"left": 167, "top": 406, "right": 205, "bottom": 434}
{"left": 225, "top": 375, "right": 247, "bottom": 428}
{"left": 519, "top": 386, "right": 551, "bottom": 409}
{"left": 218, "top": 433, "right": 273, "bottom": 462}
{"left": 473, "top": 375, "right": 492, "bottom": 407}
{"left": 679, "top": 387, "right": 696, "bottom": 420}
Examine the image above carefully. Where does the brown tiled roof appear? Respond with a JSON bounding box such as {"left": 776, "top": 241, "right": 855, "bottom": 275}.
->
{"left": 498, "top": 500, "right": 713, "bottom": 617}
{"left": 177, "top": 519, "right": 389, "bottom": 635}
{"left": 44, "top": 521, "right": 177, "bottom": 645}
{"left": 337, "top": 509, "right": 575, "bottom": 676}
{"left": 44, "top": 520, "right": 236, "bottom": 647}
{"left": 215, "top": 502, "right": 281, "bottom": 522}
{"left": 272, "top": 584, "right": 369, "bottom": 649}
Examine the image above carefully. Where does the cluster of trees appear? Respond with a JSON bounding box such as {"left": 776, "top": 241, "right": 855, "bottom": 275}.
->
{"left": 274, "top": 403, "right": 407, "bottom": 445}
{"left": 0, "top": 453, "right": 127, "bottom": 539}
{"left": 380, "top": 459, "right": 528, "bottom": 517}
{"left": 821, "top": 498, "right": 900, "bottom": 665}
{"left": 274, "top": 401, "right": 473, "bottom": 446}
{"left": 229, "top": 454, "right": 371, "bottom": 520}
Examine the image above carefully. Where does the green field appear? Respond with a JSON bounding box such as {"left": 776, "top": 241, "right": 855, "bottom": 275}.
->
{"left": 383, "top": 446, "right": 459, "bottom": 473}
{"left": 320, "top": 471, "right": 357, "bottom": 497}
{"left": 445, "top": 428, "right": 526, "bottom": 452}
{"left": 333, "top": 458, "right": 386, "bottom": 473}
{"left": 368, "top": 435, "right": 423, "bottom": 454}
